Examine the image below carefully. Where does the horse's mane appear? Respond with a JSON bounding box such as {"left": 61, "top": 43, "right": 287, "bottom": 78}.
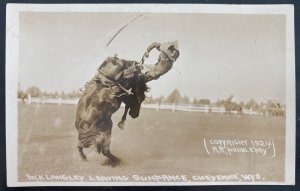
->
{"left": 136, "top": 75, "right": 150, "bottom": 93}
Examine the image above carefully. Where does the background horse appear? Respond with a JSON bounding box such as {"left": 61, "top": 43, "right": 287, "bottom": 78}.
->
{"left": 75, "top": 58, "right": 148, "bottom": 167}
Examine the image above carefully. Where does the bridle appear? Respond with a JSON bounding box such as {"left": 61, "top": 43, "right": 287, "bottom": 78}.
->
{"left": 97, "top": 55, "right": 146, "bottom": 97}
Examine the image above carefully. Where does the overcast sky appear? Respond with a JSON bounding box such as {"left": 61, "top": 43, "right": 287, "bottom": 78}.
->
{"left": 19, "top": 12, "right": 286, "bottom": 103}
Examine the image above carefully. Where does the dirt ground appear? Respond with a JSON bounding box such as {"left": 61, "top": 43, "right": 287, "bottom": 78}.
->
{"left": 18, "top": 103, "right": 285, "bottom": 183}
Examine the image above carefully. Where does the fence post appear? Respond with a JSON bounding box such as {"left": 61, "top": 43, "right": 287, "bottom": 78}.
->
{"left": 59, "top": 97, "right": 62, "bottom": 106}
{"left": 27, "top": 94, "right": 31, "bottom": 104}
{"left": 42, "top": 96, "right": 45, "bottom": 105}
{"left": 172, "top": 103, "right": 175, "bottom": 112}
{"left": 205, "top": 105, "right": 209, "bottom": 113}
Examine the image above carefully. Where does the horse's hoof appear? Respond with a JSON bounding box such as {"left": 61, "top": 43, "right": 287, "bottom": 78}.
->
{"left": 79, "top": 154, "right": 88, "bottom": 161}
{"left": 118, "top": 122, "right": 125, "bottom": 130}
{"left": 102, "top": 158, "right": 123, "bottom": 167}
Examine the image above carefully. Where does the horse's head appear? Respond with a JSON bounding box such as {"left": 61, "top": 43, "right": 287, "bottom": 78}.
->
{"left": 127, "top": 74, "right": 149, "bottom": 118}
{"left": 98, "top": 56, "right": 129, "bottom": 80}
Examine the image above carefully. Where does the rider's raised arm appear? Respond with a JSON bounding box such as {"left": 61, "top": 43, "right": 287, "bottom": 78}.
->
{"left": 146, "top": 42, "right": 161, "bottom": 53}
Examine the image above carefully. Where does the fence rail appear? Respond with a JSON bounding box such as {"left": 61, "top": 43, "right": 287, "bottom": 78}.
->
{"left": 18, "top": 97, "right": 275, "bottom": 116}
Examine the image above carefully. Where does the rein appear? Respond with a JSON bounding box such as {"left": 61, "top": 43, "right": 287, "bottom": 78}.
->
{"left": 96, "top": 55, "right": 146, "bottom": 96}
{"left": 97, "top": 69, "right": 133, "bottom": 95}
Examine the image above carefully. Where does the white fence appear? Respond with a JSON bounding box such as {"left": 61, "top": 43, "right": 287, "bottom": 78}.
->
{"left": 28, "top": 97, "right": 79, "bottom": 105}
{"left": 19, "top": 97, "right": 260, "bottom": 115}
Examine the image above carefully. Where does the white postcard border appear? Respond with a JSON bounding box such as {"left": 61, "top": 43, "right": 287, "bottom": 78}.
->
{"left": 6, "top": 4, "right": 295, "bottom": 186}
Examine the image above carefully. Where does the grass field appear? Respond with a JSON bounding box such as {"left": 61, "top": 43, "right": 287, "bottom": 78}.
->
{"left": 18, "top": 103, "right": 285, "bottom": 183}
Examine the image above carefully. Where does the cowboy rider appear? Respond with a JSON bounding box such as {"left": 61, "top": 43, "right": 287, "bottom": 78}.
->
{"left": 81, "top": 41, "right": 180, "bottom": 104}
{"left": 143, "top": 41, "right": 180, "bottom": 82}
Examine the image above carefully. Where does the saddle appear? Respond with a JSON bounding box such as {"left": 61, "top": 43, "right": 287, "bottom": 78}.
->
{"left": 94, "top": 57, "right": 142, "bottom": 95}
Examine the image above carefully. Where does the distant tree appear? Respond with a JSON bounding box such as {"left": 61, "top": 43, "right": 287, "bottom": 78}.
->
{"left": 223, "top": 95, "right": 233, "bottom": 113}
{"left": 47, "top": 91, "right": 53, "bottom": 98}
{"left": 71, "top": 90, "right": 81, "bottom": 98}
{"left": 215, "top": 99, "right": 223, "bottom": 107}
{"left": 18, "top": 90, "right": 28, "bottom": 102}
{"left": 60, "top": 91, "right": 66, "bottom": 99}
{"left": 265, "top": 100, "right": 285, "bottom": 116}
{"left": 182, "top": 95, "right": 190, "bottom": 104}
{"left": 18, "top": 90, "right": 24, "bottom": 97}
{"left": 198, "top": 99, "right": 210, "bottom": 105}
{"left": 239, "top": 101, "right": 245, "bottom": 108}
{"left": 42, "top": 91, "right": 52, "bottom": 97}
{"left": 245, "top": 99, "right": 259, "bottom": 111}
{"left": 144, "top": 95, "right": 154, "bottom": 104}
{"left": 155, "top": 96, "right": 165, "bottom": 104}
{"left": 192, "top": 98, "right": 197, "bottom": 105}
{"left": 26, "top": 86, "right": 42, "bottom": 97}
{"left": 166, "top": 89, "right": 182, "bottom": 104}
{"left": 54, "top": 91, "right": 59, "bottom": 98}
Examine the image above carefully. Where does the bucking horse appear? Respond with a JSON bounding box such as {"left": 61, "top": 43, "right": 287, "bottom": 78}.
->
{"left": 75, "top": 56, "right": 148, "bottom": 167}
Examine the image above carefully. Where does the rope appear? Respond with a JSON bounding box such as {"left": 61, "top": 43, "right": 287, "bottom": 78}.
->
{"left": 106, "top": 15, "right": 143, "bottom": 47}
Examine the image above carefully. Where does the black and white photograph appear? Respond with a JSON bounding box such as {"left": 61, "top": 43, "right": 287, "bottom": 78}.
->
{"left": 5, "top": 4, "right": 295, "bottom": 186}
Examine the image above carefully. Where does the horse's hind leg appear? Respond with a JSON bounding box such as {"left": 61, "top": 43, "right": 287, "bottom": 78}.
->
{"left": 102, "top": 147, "right": 122, "bottom": 167}
{"left": 96, "top": 143, "right": 103, "bottom": 155}
{"left": 77, "top": 146, "right": 87, "bottom": 161}
{"left": 101, "top": 135, "right": 122, "bottom": 167}
{"left": 102, "top": 147, "right": 118, "bottom": 161}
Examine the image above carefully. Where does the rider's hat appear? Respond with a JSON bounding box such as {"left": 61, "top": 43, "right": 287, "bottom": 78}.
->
{"left": 160, "top": 41, "right": 179, "bottom": 61}
{"left": 160, "top": 41, "right": 179, "bottom": 52}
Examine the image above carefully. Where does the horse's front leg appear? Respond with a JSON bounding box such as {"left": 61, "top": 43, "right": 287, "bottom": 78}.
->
{"left": 118, "top": 104, "right": 129, "bottom": 129}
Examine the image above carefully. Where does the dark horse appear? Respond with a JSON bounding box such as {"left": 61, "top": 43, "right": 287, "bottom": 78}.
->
{"left": 75, "top": 57, "right": 148, "bottom": 167}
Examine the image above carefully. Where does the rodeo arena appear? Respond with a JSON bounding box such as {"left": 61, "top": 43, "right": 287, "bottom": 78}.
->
{"left": 18, "top": 48, "right": 286, "bottom": 182}
{"left": 17, "top": 43, "right": 285, "bottom": 119}
{"left": 18, "top": 89, "right": 285, "bottom": 117}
